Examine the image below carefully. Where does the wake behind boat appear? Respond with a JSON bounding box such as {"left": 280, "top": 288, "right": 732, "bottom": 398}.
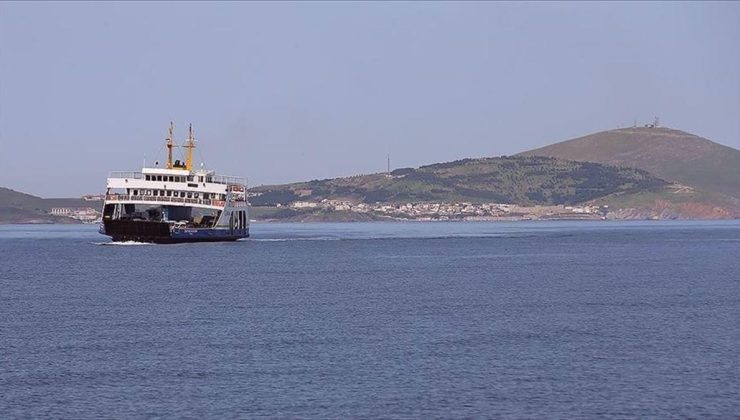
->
{"left": 99, "top": 123, "right": 249, "bottom": 243}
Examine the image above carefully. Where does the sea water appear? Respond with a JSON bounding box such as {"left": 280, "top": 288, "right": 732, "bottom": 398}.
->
{"left": 1, "top": 221, "right": 739, "bottom": 417}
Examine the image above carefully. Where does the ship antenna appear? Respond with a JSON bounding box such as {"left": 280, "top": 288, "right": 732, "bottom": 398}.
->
{"left": 185, "top": 123, "right": 196, "bottom": 171}
{"left": 166, "top": 121, "right": 175, "bottom": 169}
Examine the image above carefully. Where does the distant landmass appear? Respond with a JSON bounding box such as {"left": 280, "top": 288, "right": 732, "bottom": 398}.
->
{"left": 249, "top": 126, "right": 740, "bottom": 221}
{"left": 519, "top": 126, "right": 740, "bottom": 200}
{"left": 0, "top": 188, "right": 92, "bottom": 224}
{"left": 3, "top": 125, "right": 739, "bottom": 223}
{"left": 251, "top": 156, "right": 666, "bottom": 206}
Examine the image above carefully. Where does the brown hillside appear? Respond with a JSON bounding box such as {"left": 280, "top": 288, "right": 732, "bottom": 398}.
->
{"left": 519, "top": 127, "right": 740, "bottom": 199}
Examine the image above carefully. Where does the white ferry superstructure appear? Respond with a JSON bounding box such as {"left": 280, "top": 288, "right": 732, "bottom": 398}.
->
{"left": 99, "top": 123, "right": 249, "bottom": 243}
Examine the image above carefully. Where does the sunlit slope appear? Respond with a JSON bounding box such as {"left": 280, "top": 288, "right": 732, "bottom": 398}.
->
{"left": 251, "top": 156, "right": 667, "bottom": 206}
{"left": 519, "top": 127, "right": 740, "bottom": 199}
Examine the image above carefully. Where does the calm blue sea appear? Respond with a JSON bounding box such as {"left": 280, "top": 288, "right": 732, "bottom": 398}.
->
{"left": 1, "top": 221, "right": 739, "bottom": 418}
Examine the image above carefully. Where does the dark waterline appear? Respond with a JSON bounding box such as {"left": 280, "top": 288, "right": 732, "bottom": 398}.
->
{"left": 2, "top": 221, "right": 739, "bottom": 417}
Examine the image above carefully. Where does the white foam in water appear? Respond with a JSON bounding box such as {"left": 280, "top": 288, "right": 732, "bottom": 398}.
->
{"left": 252, "top": 237, "right": 341, "bottom": 242}
{"left": 95, "top": 241, "right": 154, "bottom": 246}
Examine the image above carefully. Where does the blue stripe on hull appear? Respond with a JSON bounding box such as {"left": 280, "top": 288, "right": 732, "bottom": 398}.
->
{"left": 170, "top": 227, "right": 250, "bottom": 241}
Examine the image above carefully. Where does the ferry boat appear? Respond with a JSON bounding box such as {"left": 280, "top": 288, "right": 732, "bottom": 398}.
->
{"left": 99, "top": 123, "right": 249, "bottom": 243}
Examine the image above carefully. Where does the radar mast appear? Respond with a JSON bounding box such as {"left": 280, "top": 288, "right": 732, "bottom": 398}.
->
{"left": 185, "top": 123, "right": 196, "bottom": 171}
{"left": 166, "top": 121, "right": 175, "bottom": 169}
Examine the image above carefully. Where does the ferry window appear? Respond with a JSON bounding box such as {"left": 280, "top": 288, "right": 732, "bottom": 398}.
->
{"left": 187, "top": 192, "right": 193, "bottom": 198}
{"left": 168, "top": 176, "right": 173, "bottom": 182}
{"left": 133, "top": 190, "right": 138, "bottom": 195}
{"left": 166, "top": 191, "right": 172, "bottom": 197}
{"left": 156, "top": 176, "right": 161, "bottom": 181}
{"left": 145, "top": 175, "right": 150, "bottom": 181}
{"left": 203, "top": 193, "right": 209, "bottom": 199}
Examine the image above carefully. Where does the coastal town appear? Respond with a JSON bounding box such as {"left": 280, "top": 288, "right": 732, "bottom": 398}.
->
{"left": 284, "top": 200, "right": 606, "bottom": 221}
{"left": 46, "top": 198, "right": 605, "bottom": 224}
{"left": 47, "top": 194, "right": 105, "bottom": 223}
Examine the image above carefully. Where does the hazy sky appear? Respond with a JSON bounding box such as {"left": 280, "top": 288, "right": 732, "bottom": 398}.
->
{"left": 1, "top": 1, "right": 739, "bottom": 197}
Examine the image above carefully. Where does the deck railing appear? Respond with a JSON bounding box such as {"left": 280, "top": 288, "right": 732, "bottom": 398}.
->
{"left": 105, "top": 194, "right": 247, "bottom": 207}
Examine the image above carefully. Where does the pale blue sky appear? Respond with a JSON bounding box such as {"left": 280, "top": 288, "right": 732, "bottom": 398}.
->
{"left": 1, "top": 1, "right": 739, "bottom": 197}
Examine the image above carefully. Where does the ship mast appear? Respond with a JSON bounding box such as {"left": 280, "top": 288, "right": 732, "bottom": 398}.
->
{"left": 185, "top": 123, "right": 196, "bottom": 171}
{"left": 166, "top": 121, "right": 175, "bottom": 169}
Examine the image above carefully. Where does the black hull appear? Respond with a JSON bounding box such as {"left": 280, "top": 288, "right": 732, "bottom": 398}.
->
{"left": 102, "top": 220, "right": 249, "bottom": 244}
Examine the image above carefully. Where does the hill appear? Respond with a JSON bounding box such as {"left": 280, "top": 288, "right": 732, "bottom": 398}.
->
{"left": 0, "top": 187, "right": 87, "bottom": 224}
{"left": 251, "top": 156, "right": 668, "bottom": 207}
{"left": 518, "top": 127, "right": 740, "bottom": 199}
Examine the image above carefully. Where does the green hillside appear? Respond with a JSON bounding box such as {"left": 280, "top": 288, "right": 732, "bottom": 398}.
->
{"left": 519, "top": 127, "right": 740, "bottom": 199}
{"left": 251, "top": 156, "right": 668, "bottom": 206}
{"left": 0, "top": 187, "right": 86, "bottom": 224}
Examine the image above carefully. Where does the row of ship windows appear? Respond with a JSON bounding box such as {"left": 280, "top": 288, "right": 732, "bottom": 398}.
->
{"left": 145, "top": 175, "right": 212, "bottom": 183}
{"left": 130, "top": 189, "right": 226, "bottom": 200}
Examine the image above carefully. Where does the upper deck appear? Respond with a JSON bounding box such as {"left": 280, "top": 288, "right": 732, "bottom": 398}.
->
{"left": 108, "top": 170, "right": 246, "bottom": 187}
{"left": 105, "top": 168, "right": 247, "bottom": 210}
